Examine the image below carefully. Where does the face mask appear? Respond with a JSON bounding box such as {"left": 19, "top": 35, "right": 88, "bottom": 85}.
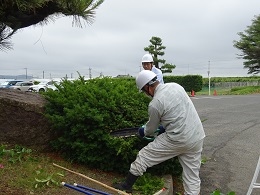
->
{"left": 144, "top": 93, "right": 152, "bottom": 99}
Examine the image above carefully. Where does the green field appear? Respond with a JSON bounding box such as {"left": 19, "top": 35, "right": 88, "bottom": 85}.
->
{"left": 196, "top": 86, "right": 260, "bottom": 95}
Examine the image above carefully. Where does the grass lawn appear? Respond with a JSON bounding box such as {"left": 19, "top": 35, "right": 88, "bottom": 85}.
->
{"left": 196, "top": 86, "right": 260, "bottom": 95}
{"left": 0, "top": 144, "right": 128, "bottom": 195}
{"left": 0, "top": 144, "right": 184, "bottom": 195}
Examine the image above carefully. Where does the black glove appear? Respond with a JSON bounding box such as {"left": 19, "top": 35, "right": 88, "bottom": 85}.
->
{"left": 138, "top": 125, "right": 145, "bottom": 138}
{"left": 157, "top": 125, "right": 165, "bottom": 135}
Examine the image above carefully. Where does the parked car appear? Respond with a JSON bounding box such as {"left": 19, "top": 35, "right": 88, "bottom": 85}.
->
{"left": 28, "top": 80, "right": 60, "bottom": 92}
{"left": 28, "top": 81, "right": 49, "bottom": 92}
{"left": 9, "top": 81, "right": 34, "bottom": 91}
{"left": 0, "top": 79, "right": 8, "bottom": 87}
{"left": 45, "top": 81, "right": 60, "bottom": 91}
{"left": 0, "top": 80, "right": 24, "bottom": 88}
{"left": 0, "top": 81, "right": 8, "bottom": 88}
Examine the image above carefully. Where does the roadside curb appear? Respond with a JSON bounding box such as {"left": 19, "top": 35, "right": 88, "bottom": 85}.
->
{"left": 160, "top": 175, "right": 173, "bottom": 195}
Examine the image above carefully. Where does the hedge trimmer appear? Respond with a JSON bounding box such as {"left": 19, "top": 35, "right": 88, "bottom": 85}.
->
{"left": 110, "top": 127, "right": 160, "bottom": 141}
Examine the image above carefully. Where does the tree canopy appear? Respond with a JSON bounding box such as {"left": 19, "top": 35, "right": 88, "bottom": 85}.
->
{"left": 144, "top": 36, "right": 166, "bottom": 68}
{"left": 233, "top": 15, "right": 260, "bottom": 74}
{"left": 144, "top": 36, "right": 176, "bottom": 73}
{"left": 0, "top": 0, "right": 104, "bottom": 51}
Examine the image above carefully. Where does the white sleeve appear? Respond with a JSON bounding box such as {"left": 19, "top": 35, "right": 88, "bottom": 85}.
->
{"left": 145, "top": 104, "right": 160, "bottom": 136}
{"left": 152, "top": 67, "right": 164, "bottom": 84}
{"left": 156, "top": 73, "right": 164, "bottom": 84}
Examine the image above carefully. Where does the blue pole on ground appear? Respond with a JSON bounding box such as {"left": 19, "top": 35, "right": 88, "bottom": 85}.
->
{"left": 62, "top": 182, "right": 95, "bottom": 195}
{"left": 74, "top": 183, "right": 112, "bottom": 195}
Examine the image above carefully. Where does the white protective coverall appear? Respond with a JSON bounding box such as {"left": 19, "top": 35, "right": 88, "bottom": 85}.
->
{"left": 130, "top": 82, "right": 205, "bottom": 195}
{"left": 151, "top": 66, "right": 164, "bottom": 84}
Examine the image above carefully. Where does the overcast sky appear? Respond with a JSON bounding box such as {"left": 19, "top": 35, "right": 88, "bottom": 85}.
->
{"left": 1, "top": 0, "right": 260, "bottom": 79}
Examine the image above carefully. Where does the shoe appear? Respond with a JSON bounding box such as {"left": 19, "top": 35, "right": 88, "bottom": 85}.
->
{"left": 112, "top": 182, "right": 133, "bottom": 193}
{"left": 112, "top": 172, "right": 139, "bottom": 193}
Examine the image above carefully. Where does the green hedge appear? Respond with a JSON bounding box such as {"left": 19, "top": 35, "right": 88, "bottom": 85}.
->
{"left": 164, "top": 75, "right": 203, "bottom": 92}
{"left": 44, "top": 77, "right": 182, "bottom": 176}
{"left": 203, "top": 76, "right": 260, "bottom": 84}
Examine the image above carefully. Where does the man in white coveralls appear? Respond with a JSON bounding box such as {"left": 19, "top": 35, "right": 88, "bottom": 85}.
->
{"left": 141, "top": 53, "right": 164, "bottom": 84}
{"left": 113, "top": 70, "right": 205, "bottom": 195}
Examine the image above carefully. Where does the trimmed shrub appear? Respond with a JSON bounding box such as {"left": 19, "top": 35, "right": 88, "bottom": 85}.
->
{"left": 182, "top": 75, "right": 203, "bottom": 92}
{"left": 164, "top": 75, "right": 203, "bottom": 92}
{"left": 44, "top": 77, "right": 182, "bottom": 176}
{"left": 164, "top": 75, "right": 183, "bottom": 84}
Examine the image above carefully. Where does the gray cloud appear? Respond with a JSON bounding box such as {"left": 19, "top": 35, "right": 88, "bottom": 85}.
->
{"left": 1, "top": 0, "right": 259, "bottom": 79}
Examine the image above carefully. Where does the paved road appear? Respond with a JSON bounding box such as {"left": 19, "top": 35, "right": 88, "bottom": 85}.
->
{"left": 191, "top": 94, "right": 260, "bottom": 195}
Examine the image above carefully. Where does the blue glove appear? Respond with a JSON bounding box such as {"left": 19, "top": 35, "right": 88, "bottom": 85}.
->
{"left": 157, "top": 125, "right": 165, "bottom": 135}
{"left": 138, "top": 125, "right": 145, "bottom": 138}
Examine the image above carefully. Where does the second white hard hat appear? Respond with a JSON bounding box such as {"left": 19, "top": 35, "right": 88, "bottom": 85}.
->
{"left": 141, "top": 54, "right": 153, "bottom": 63}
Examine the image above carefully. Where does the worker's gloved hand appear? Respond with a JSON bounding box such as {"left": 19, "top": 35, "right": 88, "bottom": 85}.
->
{"left": 157, "top": 125, "right": 165, "bottom": 135}
{"left": 138, "top": 125, "right": 145, "bottom": 139}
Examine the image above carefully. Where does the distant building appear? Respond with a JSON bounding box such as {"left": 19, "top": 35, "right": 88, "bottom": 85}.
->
{"left": 115, "top": 74, "right": 133, "bottom": 78}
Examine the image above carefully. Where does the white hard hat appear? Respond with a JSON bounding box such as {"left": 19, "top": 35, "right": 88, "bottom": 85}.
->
{"left": 136, "top": 70, "right": 157, "bottom": 92}
{"left": 141, "top": 54, "right": 153, "bottom": 63}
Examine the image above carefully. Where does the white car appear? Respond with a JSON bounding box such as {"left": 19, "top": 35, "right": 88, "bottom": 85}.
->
{"left": 28, "top": 81, "right": 49, "bottom": 92}
{"left": 45, "top": 81, "right": 60, "bottom": 91}
{"left": 9, "top": 81, "right": 34, "bottom": 91}
{"left": 28, "top": 81, "right": 60, "bottom": 92}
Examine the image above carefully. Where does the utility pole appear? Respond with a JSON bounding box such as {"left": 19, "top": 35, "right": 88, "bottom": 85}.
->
{"left": 89, "top": 68, "right": 92, "bottom": 79}
{"left": 43, "top": 71, "right": 45, "bottom": 79}
{"left": 24, "top": 68, "right": 27, "bottom": 79}
{"left": 207, "top": 60, "right": 211, "bottom": 96}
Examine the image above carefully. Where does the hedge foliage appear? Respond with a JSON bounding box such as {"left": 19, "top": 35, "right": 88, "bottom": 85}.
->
{"left": 164, "top": 75, "right": 203, "bottom": 92}
{"left": 203, "top": 76, "right": 260, "bottom": 84}
{"left": 43, "top": 76, "right": 182, "bottom": 176}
